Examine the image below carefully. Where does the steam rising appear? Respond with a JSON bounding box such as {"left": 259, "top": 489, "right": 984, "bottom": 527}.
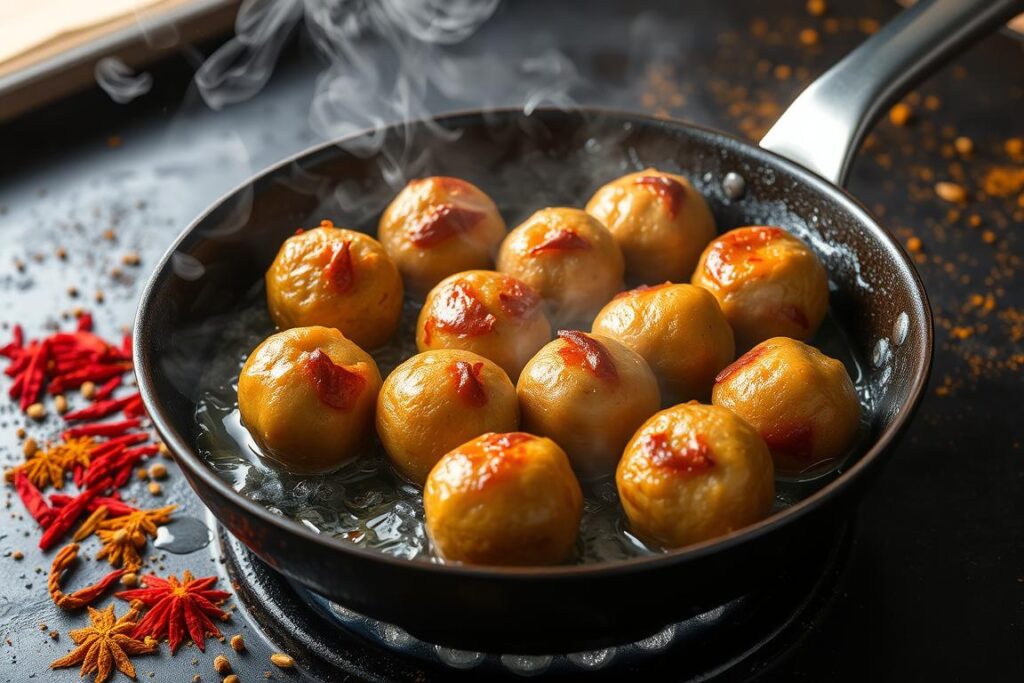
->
{"left": 95, "top": 57, "right": 153, "bottom": 104}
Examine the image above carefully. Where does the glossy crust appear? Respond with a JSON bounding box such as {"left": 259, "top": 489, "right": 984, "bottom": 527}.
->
{"left": 592, "top": 283, "right": 734, "bottom": 402}
{"left": 617, "top": 402, "right": 775, "bottom": 549}
{"left": 265, "top": 220, "right": 404, "bottom": 349}
{"left": 517, "top": 332, "right": 660, "bottom": 479}
{"left": 691, "top": 226, "right": 828, "bottom": 350}
{"left": 378, "top": 177, "right": 507, "bottom": 294}
{"left": 416, "top": 270, "right": 551, "bottom": 380}
{"left": 376, "top": 350, "right": 519, "bottom": 485}
{"left": 496, "top": 207, "right": 624, "bottom": 324}
{"left": 711, "top": 337, "right": 861, "bottom": 473}
{"left": 585, "top": 168, "right": 716, "bottom": 283}
{"left": 424, "top": 432, "right": 583, "bottom": 565}
{"left": 238, "top": 326, "right": 382, "bottom": 474}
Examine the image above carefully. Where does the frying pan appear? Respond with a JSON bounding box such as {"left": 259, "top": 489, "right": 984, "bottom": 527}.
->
{"left": 135, "top": 0, "right": 1020, "bottom": 653}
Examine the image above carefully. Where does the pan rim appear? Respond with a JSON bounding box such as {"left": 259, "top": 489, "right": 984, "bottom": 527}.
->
{"left": 133, "top": 105, "right": 934, "bottom": 581}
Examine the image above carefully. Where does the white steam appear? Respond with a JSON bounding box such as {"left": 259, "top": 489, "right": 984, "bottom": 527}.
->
{"left": 95, "top": 57, "right": 153, "bottom": 104}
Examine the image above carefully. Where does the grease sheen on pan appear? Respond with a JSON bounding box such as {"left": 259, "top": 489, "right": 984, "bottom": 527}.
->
{"left": 237, "top": 326, "right": 382, "bottom": 474}
{"left": 585, "top": 168, "right": 716, "bottom": 283}
{"left": 712, "top": 336, "right": 861, "bottom": 473}
{"left": 265, "top": 220, "right": 403, "bottom": 349}
{"left": 424, "top": 432, "right": 583, "bottom": 566}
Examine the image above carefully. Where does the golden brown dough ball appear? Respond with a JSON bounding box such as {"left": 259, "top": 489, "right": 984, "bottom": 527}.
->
{"left": 592, "top": 283, "right": 734, "bottom": 402}
{"left": 496, "top": 207, "right": 624, "bottom": 324}
{"left": 586, "top": 168, "right": 716, "bottom": 283}
{"left": 376, "top": 350, "right": 519, "bottom": 485}
{"left": 265, "top": 220, "right": 403, "bottom": 349}
{"left": 378, "top": 177, "right": 507, "bottom": 294}
{"left": 517, "top": 331, "right": 660, "bottom": 479}
{"left": 711, "top": 337, "right": 861, "bottom": 473}
{"left": 416, "top": 270, "right": 551, "bottom": 381}
{"left": 691, "top": 226, "right": 828, "bottom": 350}
{"left": 617, "top": 402, "right": 774, "bottom": 549}
{"left": 238, "top": 326, "right": 382, "bottom": 474}
{"left": 424, "top": 432, "right": 583, "bottom": 565}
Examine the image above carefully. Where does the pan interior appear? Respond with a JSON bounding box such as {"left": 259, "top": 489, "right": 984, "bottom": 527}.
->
{"left": 146, "top": 109, "right": 926, "bottom": 567}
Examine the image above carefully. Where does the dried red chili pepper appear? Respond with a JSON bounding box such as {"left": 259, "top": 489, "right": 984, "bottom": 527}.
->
{"left": 93, "top": 376, "right": 122, "bottom": 401}
{"left": 63, "top": 393, "right": 141, "bottom": 422}
{"left": 19, "top": 340, "right": 51, "bottom": 410}
{"left": 39, "top": 483, "right": 107, "bottom": 550}
{"left": 48, "top": 543, "right": 125, "bottom": 610}
{"left": 121, "top": 394, "right": 145, "bottom": 418}
{"left": 76, "top": 313, "right": 93, "bottom": 333}
{"left": 0, "top": 325, "right": 24, "bottom": 357}
{"left": 117, "top": 571, "right": 231, "bottom": 653}
{"left": 48, "top": 362, "right": 131, "bottom": 395}
{"left": 13, "top": 471, "right": 55, "bottom": 527}
{"left": 63, "top": 419, "right": 141, "bottom": 440}
{"left": 50, "top": 494, "right": 137, "bottom": 518}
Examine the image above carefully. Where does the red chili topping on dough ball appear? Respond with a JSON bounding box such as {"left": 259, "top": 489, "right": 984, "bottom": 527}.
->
{"left": 643, "top": 432, "right": 715, "bottom": 474}
{"left": 763, "top": 423, "right": 814, "bottom": 461}
{"left": 703, "top": 227, "right": 786, "bottom": 286}
{"left": 304, "top": 349, "right": 366, "bottom": 410}
{"left": 613, "top": 281, "right": 673, "bottom": 300}
{"left": 557, "top": 330, "right": 618, "bottom": 381}
{"left": 322, "top": 241, "right": 355, "bottom": 294}
{"left": 498, "top": 277, "right": 541, "bottom": 318}
{"left": 427, "top": 281, "right": 497, "bottom": 340}
{"left": 408, "top": 205, "right": 485, "bottom": 248}
{"left": 449, "top": 360, "right": 487, "bottom": 407}
{"left": 528, "top": 229, "right": 591, "bottom": 256}
{"left": 458, "top": 432, "right": 536, "bottom": 489}
{"left": 634, "top": 175, "right": 686, "bottom": 219}
{"left": 714, "top": 345, "right": 768, "bottom": 384}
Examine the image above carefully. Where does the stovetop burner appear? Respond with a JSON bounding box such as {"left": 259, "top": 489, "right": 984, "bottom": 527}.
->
{"left": 220, "top": 524, "right": 852, "bottom": 681}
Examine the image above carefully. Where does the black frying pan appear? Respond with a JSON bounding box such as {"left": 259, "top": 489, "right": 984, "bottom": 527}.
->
{"left": 134, "top": 0, "right": 1019, "bottom": 653}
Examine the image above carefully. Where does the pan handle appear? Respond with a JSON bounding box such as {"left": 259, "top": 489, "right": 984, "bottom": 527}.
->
{"left": 760, "top": 0, "right": 1024, "bottom": 186}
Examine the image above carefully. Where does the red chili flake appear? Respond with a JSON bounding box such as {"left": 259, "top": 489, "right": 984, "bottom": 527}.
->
{"left": 18, "top": 340, "right": 51, "bottom": 410}
{"left": 121, "top": 394, "right": 145, "bottom": 418}
{"left": 13, "top": 471, "right": 55, "bottom": 527}
{"left": 76, "top": 313, "right": 94, "bottom": 333}
{"left": 634, "top": 175, "right": 687, "bottom": 219}
{"left": 0, "top": 325, "right": 24, "bottom": 358}
{"left": 613, "top": 282, "right": 673, "bottom": 300}
{"left": 48, "top": 543, "right": 124, "bottom": 610}
{"left": 120, "top": 334, "right": 132, "bottom": 359}
{"left": 498, "top": 277, "right": 541, "bottom": 318}
{"left": 322, "top": 241, "right": 355, "bottom": 294}
{"left": 407, "top": 205, "right": 485, "bottom": 247}
{"left": 643, "top": 432, "right": 715, "bottom": 474}
{"left": 48, "top": 361, "right": 130, "bottom": 395}
{"left": 557, "top": 330, "right": 618, "bottom": 381}
{"left": 528, "top": 228, "right": 591, "bottom": 256}
{"left": 778, "top": 304, "right": 810, "bottom": 329}
{"left": 39, "top": 484, "right": 107, "bottom": 551}
{"left": 85, "top": 437, "right": 152, "bottom": 490}
{"left": 63, "top": 393, "right": 141, "bottom": 422}
{"left": 449, "top": 361, "right": 487, "bottom": 407}
{"left": 714, "top": 345, "right": 768, "bottom": 384}
{"left": 5, "top": 343, "right": 34, "bottom": 377}
{"left": 51, "top": 494, "right": 137, "bottom": 518}
{"left": 703, "top": 227, "right": 785, "bottom": 287}
{"left": 117, "top": 571, "right": 231, "bottom": 653}
{"left": 305, "top": 349, "right": 366, "bottom": 410}
{"left": 763, "top": 423, "right": 815, "bottom": 460}
{"left": 63, "top": 419, "right": 141, "bottom": 440}
{"left": 93, "top": 376, "right": 122, "bottom": 402}
{"left": 427, "top": 281, "right": 496, "bottom": 339}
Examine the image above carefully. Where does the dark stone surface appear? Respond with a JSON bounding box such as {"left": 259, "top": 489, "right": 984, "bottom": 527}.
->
{"left": 0, "top": 0, "right": 1021, "bottom": 680}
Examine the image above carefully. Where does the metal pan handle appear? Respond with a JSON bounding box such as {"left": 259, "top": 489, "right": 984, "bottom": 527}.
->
{"left": 760, "top": 0, "right": 1024, "bottom": 186}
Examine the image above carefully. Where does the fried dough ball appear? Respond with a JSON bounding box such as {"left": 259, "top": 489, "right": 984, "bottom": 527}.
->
{"left": 517, "top": 331, "right": 660, "bottom": 479}
{"left": 416, "top": 270, "right": 551, "bottom": 380}
{"left": 592, "top": 283, "right": 734, "bottom": 402}
{"left": 376, "top": 350, "right": 519, "bottom": 484}
{"left": 585, "top": 168, "right": 716, "bottom": 283}
{"left": 711, "top": 337, "right": 861, "bottom": 473}
{"left": 617, "top": 402, "right": 774, "bottom": 549}
{"left": 265, "top": 220, "right": 403, "bottom": 349}
{"left": 378, "top": 177, "right": 507, "bottom": 294}
{"left": 691, "top": 226, "right": 828, "bottom": 350}
{"left": 238, "top": 326, "right": 382, "bottom": 474}
{"left": 497, "top": 207, "right": 624, "bottom": 324}
{"left": 424, "top": 432, "right": 583, "bottom": 565}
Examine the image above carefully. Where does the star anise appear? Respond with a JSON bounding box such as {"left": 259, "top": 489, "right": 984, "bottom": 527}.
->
{"left": 117, "top": 571, "right": 231, "bottom": 653}
{"left": 50, "top": 603, "right": 156, "bottom": 683}
{"left": 95, "top": 504, "right": 176, "bottom": 571}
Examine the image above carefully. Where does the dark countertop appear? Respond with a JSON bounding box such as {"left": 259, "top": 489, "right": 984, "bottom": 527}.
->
{"left": 0, "top": 0, "right": 1022, "bottom": 680}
